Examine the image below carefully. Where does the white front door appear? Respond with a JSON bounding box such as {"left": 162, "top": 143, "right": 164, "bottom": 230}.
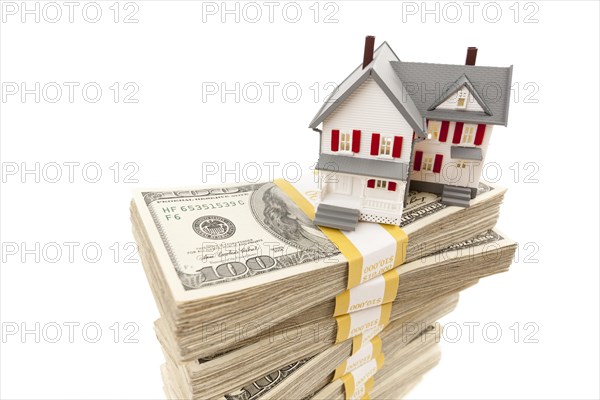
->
{"left": 335, "top": 174, "right": 353, "bottom": 195}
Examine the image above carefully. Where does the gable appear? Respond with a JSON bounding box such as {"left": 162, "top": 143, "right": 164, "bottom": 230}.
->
{"left": 427, "top": 74, "right": 492, "bottom": 115}
{"left": 309, "top": 42, "right": 426, "bottom": 135}
{"left": 323, "top": 77, "right": 415, "bottom": 139}
{"left": 433, "top": 85, "right": 485, "bottom": 112}
{"left": 391, "top": 61, "right": 512, "bottom": 126}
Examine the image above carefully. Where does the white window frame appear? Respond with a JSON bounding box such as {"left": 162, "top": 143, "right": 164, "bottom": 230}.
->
{"left": 461, "top": 124, "right": 476, "bottom": 144}
{"left": 428, "top": 121, "right": 441, "bottom": 141}
{"left": 456, "top": 88, "right": 469, "bottom": 110}
{"left": 375, "top": 179, "right": 388, "bottom": 189}
{"left": 339, "top": 131, "right": 352, "bottom": 152}
{"left": 379, "top": 136, "right": 393, "bottom": 157}
{"left": 422, "top": 154, "right": 434, "bottom": 172}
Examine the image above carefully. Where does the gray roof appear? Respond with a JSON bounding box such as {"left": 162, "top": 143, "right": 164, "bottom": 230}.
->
{"left": 308, "top": 42, "right": 427, "bottom": 136}
{"left": 309, "top": 43, "right": 513, "bottom": 136}
{"left": 315, "top": 153, "right": 409, "bottom": 181}
{"left": 390, "top": 61, "right": 513, "bottom": 126}
{"left": 451, "top": 146, "right": 483, "bottom": 161}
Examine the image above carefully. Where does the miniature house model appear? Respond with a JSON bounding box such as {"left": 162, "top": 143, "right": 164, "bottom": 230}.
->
{"left": 309, "top": 37, "right": 512, "bottom": 231}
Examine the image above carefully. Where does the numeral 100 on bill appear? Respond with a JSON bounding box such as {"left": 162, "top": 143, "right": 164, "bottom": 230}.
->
{"left": 195, "top": 255, "right": 277, "bottom": 284}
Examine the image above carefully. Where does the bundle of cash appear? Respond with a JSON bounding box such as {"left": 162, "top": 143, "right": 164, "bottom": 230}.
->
{"left": 163, "top": 294, "right": 457, "bottom": 400}
{"left": 132, "top": 180, "right": 505, "bottom": 360}
{"left": 131, "top": 179, "right": 514, "bottom": 399}
{"left": 153, "top": 229, "right": 514, "bottom": 399}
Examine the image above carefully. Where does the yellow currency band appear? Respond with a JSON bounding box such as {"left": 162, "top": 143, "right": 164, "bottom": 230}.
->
{"left": 334, "top": 268, "right": 400, "bottom": 316}
{"left": 353, "top": 334, "right": 383, "bottom": 356}
{"left": 341, "top": 374, "right": 355, "bottom": 400}
{"left": 381, "top": 224, "right": 408, "bottom": 273}
{"left": 363, "top": 378, "right": 375, "bottom": 400}
{"left": 274, "top": 179, "right": 363, "bottom": 284}
{"left": 332, "top": 335, "right": 383, "bottom": 380}
{"left": 273, "top": 179, "right": 407, "bottom": 290}
{"left": 366, "top": 377, "right": 375, "bottom": 393}
{"left": 335, "top": 304, "right": 393, "bottom": 344}
{"left": 274, "top": 178, "right": 399, "bottom": 397}
{"left": 340, "top": 357, "right": 383, "bottom": 400}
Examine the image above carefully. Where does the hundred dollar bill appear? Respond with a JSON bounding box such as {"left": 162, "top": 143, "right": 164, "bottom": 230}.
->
{"left": 139, "top": 182, "right": 340, "bottom": 292}
{"left": 132, "top": 179, "right": 505, "bottom": 361}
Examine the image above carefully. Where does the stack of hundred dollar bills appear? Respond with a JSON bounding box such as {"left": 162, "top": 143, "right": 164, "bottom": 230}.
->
{"left": 131, "top": 179, "right": 515, "bottom": 399}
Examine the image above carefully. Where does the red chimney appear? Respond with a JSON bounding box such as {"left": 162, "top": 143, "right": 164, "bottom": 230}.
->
{"left": 465, "top": 47, "right": 478, "bottom": 65}
{"left": 363, "top": 36, "right": 375, "bottom": 69}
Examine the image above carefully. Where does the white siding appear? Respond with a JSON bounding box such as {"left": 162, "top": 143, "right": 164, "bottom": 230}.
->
{"left": 321, "top": 77, "right": 414, "bottom": 166}
{"left": 410, "top": 122, "right": 493, "bottom": 189}
{"left": 435, "top": 86, "right": 485, "bottom": 112}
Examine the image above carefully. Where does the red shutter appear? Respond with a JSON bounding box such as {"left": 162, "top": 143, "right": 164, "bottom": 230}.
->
{"left": 367, "top": 179, "right": 375, "bottom": 188}
{"left": 452, "top": 122, "right": 464, "bottom": 144}
{"left": 392, "top": 136, "right": 403, "bottom": 158}
{"left": 433, "top": 154, "right": 443, "bottom": 173}
{"left": 439, "top": 121, "right": 450, "bottom": 142}
{"left": 352, "top": 130, "right": 361, "bottom": 153}
{"left": 413, "top": 151, "right": 423, "bottom": 171}
{"left": 370, "top": 134, "right": 380, "bottom": 156}
{"left": 388, "top": 181, "right": 397, "bottom": 191}
{"left": 474, "top": 124, "right": 486, "bottom": 145}
{"left": 331, "top": 130, "right": 339, "bottom": 152}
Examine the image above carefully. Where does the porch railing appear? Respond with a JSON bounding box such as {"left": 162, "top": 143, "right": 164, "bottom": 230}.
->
{"left": 361, "top": 198, "right": 401, "bottom": 212}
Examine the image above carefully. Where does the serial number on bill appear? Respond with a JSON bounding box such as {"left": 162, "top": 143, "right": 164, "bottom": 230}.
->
{"left": 179, "top": 201, "right": 245, "bottom": 211}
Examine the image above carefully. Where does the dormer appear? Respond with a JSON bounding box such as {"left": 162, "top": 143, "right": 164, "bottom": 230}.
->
{"left": 427, "top": 76, "right": 491, "bottom": 115}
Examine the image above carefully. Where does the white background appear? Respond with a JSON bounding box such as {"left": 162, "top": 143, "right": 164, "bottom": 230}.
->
{"left": 1, "top": 1, "right": 599, "bottom": 399}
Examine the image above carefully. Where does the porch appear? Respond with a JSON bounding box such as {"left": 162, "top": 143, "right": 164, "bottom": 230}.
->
{"left": 319, "top": 173, "right": 404, "bottom": 214}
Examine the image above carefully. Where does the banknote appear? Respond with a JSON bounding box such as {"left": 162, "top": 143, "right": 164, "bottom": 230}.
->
{"left": 140, "top": 182, "right": 340, "bottom": 291}
{"left": 134, "top": 180, "right": 497, "bottom": 293}
{"left": 223, "top": 357, "right": 314, "bottom": 400}
{"left": 401, "top": 181, "right": 492, "bottom": 226}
